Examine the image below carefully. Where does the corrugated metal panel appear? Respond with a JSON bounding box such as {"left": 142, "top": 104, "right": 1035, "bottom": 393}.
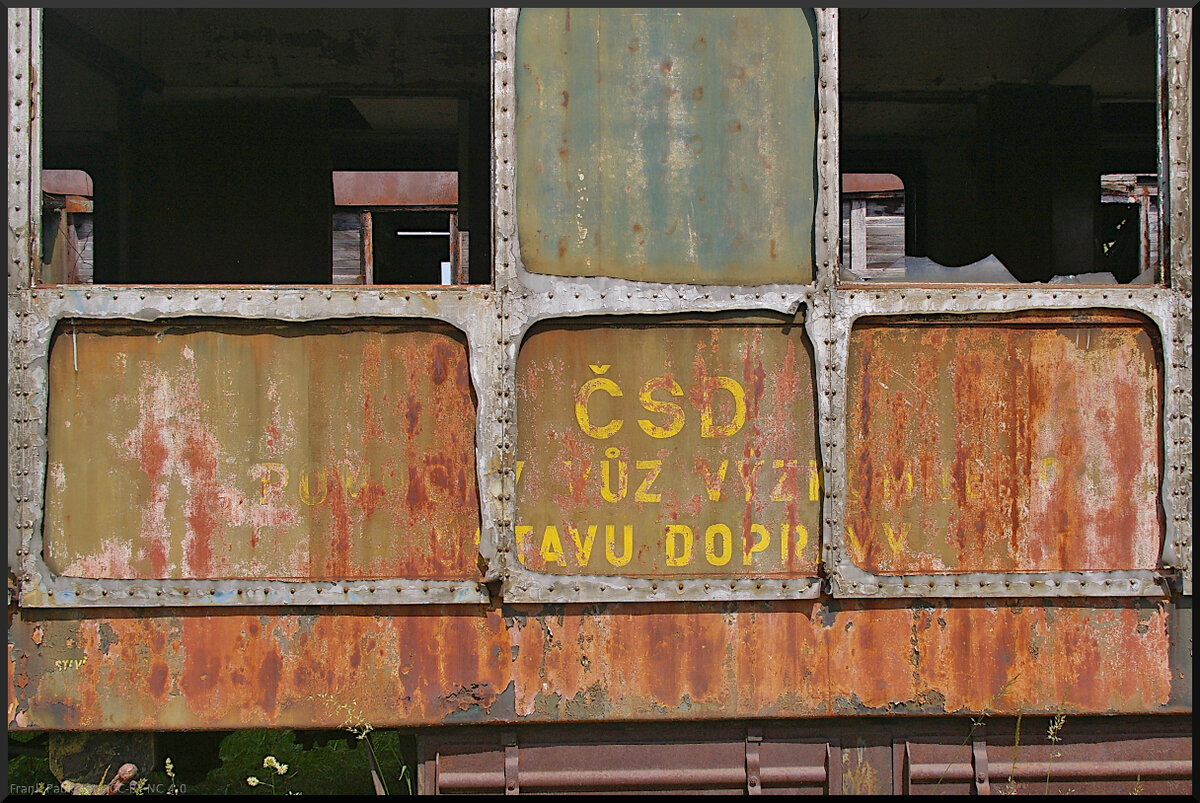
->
{"left": 900, "top": 717, "right": 1192, "bottom": 795}
{"left": 844, "top": 311, "right": 1162, "bottom": 575}
{"left": 419, "top": 717, "right": 1189, "bottom": 795}
{"left": 43, "top": 319, "right": 481, "bottom": 581}
{"left": 423, "top": 723, "right": 837, "bottom": 795}
{"left": 514, "top": 317, "right": 820, "bottom": 578}
{"left": 515, "top": 9, "right": 817, "bottom": 285}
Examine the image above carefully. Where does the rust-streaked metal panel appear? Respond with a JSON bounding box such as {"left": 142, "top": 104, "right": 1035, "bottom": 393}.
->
{"left": 43, "top": 319, "right": 481, "bottom": 581}
{"left": 844, "top": 311, "right": 1163, "bottom": 575}
{"left": 515, "top": 8, "right": 817, "bottom": 285}
{"left": 8, "top": 598, "right": 1179, "bottom": 730}
{"left": 514, "top": 316, "right": 820, "bottom": 578}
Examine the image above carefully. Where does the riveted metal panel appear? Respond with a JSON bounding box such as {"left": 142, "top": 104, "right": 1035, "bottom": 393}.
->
{"left": 43, "top": 319, "right": 481, "bottom": 583}
{"left": 825, "top": 288, "right": 1179, "bottom": 598}
{"left": 515, "top": 8, "right": 817, "bottom": 286}
{"left": 494, "top": 9, "right": 834, "bottom": 602}
{"left": 15, "top": 287, "right": 505, "bottom": 607}
{"left": 513, "top": 315, "right": 821, "bottom": 584}
{"left": 844, "top": 311, "right": 1162, "bottom": 576}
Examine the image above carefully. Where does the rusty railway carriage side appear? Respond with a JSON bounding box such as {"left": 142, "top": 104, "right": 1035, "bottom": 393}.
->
{"left": 7, "top": 7, "right": 1193, "bottom": 795}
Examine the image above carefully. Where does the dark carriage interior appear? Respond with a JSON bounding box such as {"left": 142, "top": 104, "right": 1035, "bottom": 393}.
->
{"left": 839, "top": 9, "right": 1159, "bottom": 283}
{"left": 40, "top": 8, "right": 492, "bottom": 286}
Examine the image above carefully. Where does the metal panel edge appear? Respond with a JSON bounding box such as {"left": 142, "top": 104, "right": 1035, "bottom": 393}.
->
{"left": 8, "top": 8, "right": 38, "bottom": 583}
{"left": 825, "top": 286, "right": 1177, "bottom": 599}
{"left": 17, "top": 286, "right": 505, "bottom": 607}
{"left": 7, "top": 7, "right": 36, "bottom": 293}
{"left": 1164, "top": 8, "right": 1193, "bottom": 594}
{"left": 815, "top": 7, "right": 839, "bottom": 292}
{"left": 1165, "top": 8, "right": 1192, "bottom": 297}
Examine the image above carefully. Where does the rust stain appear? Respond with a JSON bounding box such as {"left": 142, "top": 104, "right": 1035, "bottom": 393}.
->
{"left": 845, "top": 312, "right": 1162, "bottom": 575}
{"left": 43, "top": 320, "right": 482, "bottom": 582}
{"left": 515, "top": 318, "right": 820, "bottom": 578}
{"left": 7, "top": 596, "right": 1176, "bottom": 730}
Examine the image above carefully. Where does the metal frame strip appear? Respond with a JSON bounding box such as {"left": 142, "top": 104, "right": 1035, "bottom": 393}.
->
{"left": 8, "top": 8, "right": 38, "bottom": 582}
{"left": 1163, "top": 8, "right": 1192, "bottom": 594}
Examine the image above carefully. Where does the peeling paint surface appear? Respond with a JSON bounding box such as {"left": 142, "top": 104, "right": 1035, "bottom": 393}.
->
{"left": 845, "top": 311, "right": 1163, "bottom": 575}
{"left": 7, "top": 599, "right": 1177, "bottom": 730}
{"left": 43, "top": 320, "right": 481, "bottom": 581}
{"left": 516, "top": 9, "right": 817, "bottom": 284}
{"left": 515, "top": 317, "right": 820, "bottom": 577}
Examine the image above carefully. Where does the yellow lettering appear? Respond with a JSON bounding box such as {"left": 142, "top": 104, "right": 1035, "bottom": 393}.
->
{"left": 515, "top": 461, "right": 525, "bottom": 487}
{"left": 794, "top": 524, "right": 809, "bottom": 556}
{"left": 637, "top": 375, "right": 686, "bottom": 438}
{"left": 884, "top": 522, "right": 909, "bottom": 556}
{"left": 665, "top": 524, "right": 693, "bottom": 566}
{"left": 1038, "top": 456, "right": 1059, "bottom": 486}
{"left": 884, "top": 471, "right": 915, "bottom": 503}
{"left": 780, "top": 522, "right": 790, "bottom": 562}
{"left": 567, "top": 523, "right": 599, "bottom": 567}
{"left": 540, "top": 525, "right": 565, "bottom": 565}
{"left": 256, "top": 462, "right": 289, "bottom": 504}
{"left": 515, "top": 525, "right": 533, "bottom": 566}
{"left": 696, "top": 459, "right": 729, "bottom": 502}
{"left": 808, "top": 460, "right": 822, "bottom": 502}
{"left": 704, "top": 524, "right": 733, "bottom": 566}
{"left": 771, "top": 459, "right": 798, "bottom": 502}
{"left": 605, "top": 524, "right": 633, "bottom": 567}
{"left": 737, "top": 459, "right": 764, "bottom": 501}
{"left": 846, "top": 524, "right": 865, "bottom": 565}
{"left": 298, "top": 464, "right": 328, "bottom": 506}
{"left": 600, "top": 448, "right": 628, "bottom": 503}
{"left": 965, "top": 465, "right": 984, "bottom": 499}
{"left": 563, "top": 460, "right": 593, "bottom": 497}
{"left": 575, "top": 366, "right": 624, "bottom": 439}
{"left": 338, "top": 461, "right": 368, "bottom": 498}
{"left": 743, "top": 523, "right": 770, "bottom": 565}
{"left": 939, "top": 467, "right": 953, "bottom": 500}
{"left": 699, "top": 376, "right": 747, "bottom": 438}
{"left": 634, "top": 460, "right": 662, "bottom": 502}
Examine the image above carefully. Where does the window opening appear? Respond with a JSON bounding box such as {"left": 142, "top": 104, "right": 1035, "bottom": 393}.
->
{"left": 839, "top": 9, "right": 1159, "bottom": 284}
{"left": 1094, "top": 173, "right": 1158, "bottom": 284}
{"left": 40, "top": 170, "right": 95, "bottom": 284}
{"left": 331, "top": 171, "right": 467, "bottom": 285}
{"left": 840, "top": 173, "right": 905, "bottom": 280}
{"left": 39, "top": 9, "right": 491, "bottom": 285}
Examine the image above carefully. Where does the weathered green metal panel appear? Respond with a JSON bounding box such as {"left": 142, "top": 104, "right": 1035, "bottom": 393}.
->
{"left": 515, "top": 316, "right": 821, "bottom": 577}
{"left": 516, "top": 8, "right": 817, "bottom": 285}
{"left": 43, "top": 320, "right": 481, "bottom": 581}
